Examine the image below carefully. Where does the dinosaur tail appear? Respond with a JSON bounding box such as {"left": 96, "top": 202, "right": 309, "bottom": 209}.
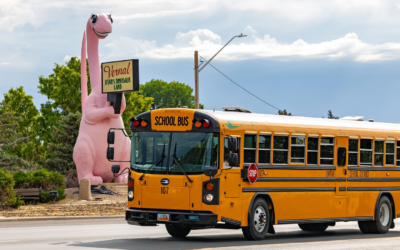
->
{"left": 81, "top": 31, "right": 88, "bottom": 113}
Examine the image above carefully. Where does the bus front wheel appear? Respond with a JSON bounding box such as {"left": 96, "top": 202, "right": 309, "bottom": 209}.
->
{"left": 165, "top": 224, "right": 192, "bottom": 237}
{"left": 242, "top": 198, "right": 270, "bottom": 240}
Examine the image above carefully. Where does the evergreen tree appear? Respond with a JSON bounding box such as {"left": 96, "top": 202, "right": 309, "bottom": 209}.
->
{"left": 278, "top": 109, "right": 292, "bottom": 116}
{"left": 0, "top": 108, "right": 37, "bottom": 173}
{"left": 45, "top": 112, "right": 81, "bottom": 173}
{"left": 327, "top": 110, "right": 339, "bottom": 119}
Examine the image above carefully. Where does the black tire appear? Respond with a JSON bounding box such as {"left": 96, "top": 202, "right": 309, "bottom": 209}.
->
{"left": 298, "top": 223, "right": 328, "bottom": 232}
{"left": 242, "top": 198, "right": 270, "bottom": 241}
{"left": 165, "top": 224, "right": 192, "bottom": 237}
{"left": 358, "top": 221, "right": 372, "bottom": 233}
{"left": 359, "top": 196, "right": 392, "bottom": 234}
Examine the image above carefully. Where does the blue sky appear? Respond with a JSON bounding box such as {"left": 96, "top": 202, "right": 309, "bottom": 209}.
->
{"left": 2, "top": 0, "right": 400, "bottom": 122}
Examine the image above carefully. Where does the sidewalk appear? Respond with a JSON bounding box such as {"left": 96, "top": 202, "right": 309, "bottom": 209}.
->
{"left": 0, "top": 215, "right": 124, "bottom": 222}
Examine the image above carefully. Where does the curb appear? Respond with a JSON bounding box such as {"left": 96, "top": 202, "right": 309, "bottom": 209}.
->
{"left": 0, "top": 215, "right": 124, "bottom": 222}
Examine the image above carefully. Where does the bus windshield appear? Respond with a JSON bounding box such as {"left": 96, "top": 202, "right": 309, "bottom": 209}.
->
{"left": 131, "top": 132, "right": 219, "bottom": 175}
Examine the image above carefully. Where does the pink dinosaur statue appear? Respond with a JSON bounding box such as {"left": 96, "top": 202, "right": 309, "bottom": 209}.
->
{"left": 73, "top": 13, "right": 130, "bottom": 185}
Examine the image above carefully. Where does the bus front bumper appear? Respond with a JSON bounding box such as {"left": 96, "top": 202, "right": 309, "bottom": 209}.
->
{"left": 126, "top": 209, "right": 218, "bottom": 226}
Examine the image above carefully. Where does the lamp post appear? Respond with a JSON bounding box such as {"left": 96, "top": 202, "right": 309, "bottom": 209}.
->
{"left": 194, "top": 33, "right": 247, "bottom": 109}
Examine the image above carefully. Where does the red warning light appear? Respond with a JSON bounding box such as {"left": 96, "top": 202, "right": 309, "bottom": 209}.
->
{"left": 203, "top": 119, "right": 210, "bottom": 128}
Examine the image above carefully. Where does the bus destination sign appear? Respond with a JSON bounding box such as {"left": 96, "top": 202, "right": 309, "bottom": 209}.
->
{"left": 101, "top": 59, "right": 139, "bottom": 93}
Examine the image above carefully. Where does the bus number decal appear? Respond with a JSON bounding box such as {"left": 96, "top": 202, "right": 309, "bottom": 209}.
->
{"left": 161, "top": 187, "right": 169, "bottom": 194}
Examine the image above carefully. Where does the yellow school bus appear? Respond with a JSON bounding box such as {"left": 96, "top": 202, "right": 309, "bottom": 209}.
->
{"left": 107, "top": 107, "right": 400, "bottom": 240}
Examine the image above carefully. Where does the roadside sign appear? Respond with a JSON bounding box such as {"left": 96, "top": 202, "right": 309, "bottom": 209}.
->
{"left": 247, "top": 163, "right": 258, "bottom": 184}
{"left": 101, "top": 59, "right": 139, "bottom": 93}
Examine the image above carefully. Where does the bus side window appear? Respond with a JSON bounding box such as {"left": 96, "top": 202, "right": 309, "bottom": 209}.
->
{"left": 224, "top": 137, "right": 240, "bottom": 168}
{"left": 337, "top": 147, "right": 346, "bottom": 167}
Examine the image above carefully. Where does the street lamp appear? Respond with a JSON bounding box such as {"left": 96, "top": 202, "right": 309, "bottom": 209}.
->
{"left": 194, "top": 33, "right": 247, "bottom": 109}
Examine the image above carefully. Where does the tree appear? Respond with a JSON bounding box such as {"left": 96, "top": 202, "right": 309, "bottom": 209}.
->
{"left": 123, "top": 92, "right": 153, "bottom": 128}
{"left": 1, "top": 88, "right": 45, "bottom": 164}
{"left": 278, "top": 109, "right": 292, "bottom": 116}
{"left": 45, "top": 112, "right": 81, "bottom": 173}
{"left": 1, "top": 86, "right": 39, "bottom": 136}
{"left": 0, "top": 109, "right": 37, "bottom": 173}
{"left": 327, "top": 110, "right": 339, "bottom": 119}
{"left": 38, "top": 57, "right": 90, "bottom": 114}
{"left": 140, "top": 79, "right": 199, "bottom": 109}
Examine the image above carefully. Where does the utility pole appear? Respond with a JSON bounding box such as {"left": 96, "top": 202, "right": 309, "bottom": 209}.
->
{"left": 194, "top": 51, "right": 199, "bottom": 109}
{"left": 194, "top": 34, "right": 246, "bottom": 109}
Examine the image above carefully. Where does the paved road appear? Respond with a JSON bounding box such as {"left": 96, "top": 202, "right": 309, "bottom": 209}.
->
{"left": 1, "top": 218, "right": 400, "bottom": 250}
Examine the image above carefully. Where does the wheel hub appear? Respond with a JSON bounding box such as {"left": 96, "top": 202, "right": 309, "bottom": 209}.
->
{"left": 253, "top": 205, "right": 266, "bottom": 232}
{"left": 379, "top": 203, "right": 390, "bottom": 227}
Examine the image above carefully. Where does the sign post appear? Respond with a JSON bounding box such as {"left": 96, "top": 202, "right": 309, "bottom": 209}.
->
{"left": 101, "top": 59, "right": 139, "bottom": 114}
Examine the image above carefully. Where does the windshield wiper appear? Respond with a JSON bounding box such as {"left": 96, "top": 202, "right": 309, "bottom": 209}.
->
{"left": 172, "top": 143, "right": 193, "bottom": 183}
{"left": 139, "top": 143, "right": 166, "bottom": 180}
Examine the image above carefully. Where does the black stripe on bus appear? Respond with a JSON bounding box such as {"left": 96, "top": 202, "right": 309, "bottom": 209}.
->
{"left": 257, "top": 178, "right": 336, "bottom": 182}
{"left": 347, "top": 187, "right": 400, "bottom": 191}
{"left": 243, "top": 187, "right": 335, "bottom": 192}
{"left": 398, "top": 214, "right": 400, "bottom": 218}
{"left": 336, "top": 178, "right": 346, "bottom": 182}
{"left": 348, "top": 167, "right": 400, "bottom": 171}
{"left": 348, "top": 178, "right": 400, "bottom": 182}
{"left": 339, "top": 187, "right": 346, "bottom": 191}
{"left": 278, "top": 216, "right": 372, "bottom": 225}
{"left": 256, "top": 165, "right": 336, "bottom": 170}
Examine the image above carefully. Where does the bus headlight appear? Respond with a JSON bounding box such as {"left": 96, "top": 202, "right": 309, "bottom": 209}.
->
{"left": 205, "top": 194, "right": 214, "bottom": 202}
{"left": 128, "top": 191, "right": 134, "bottom": 199}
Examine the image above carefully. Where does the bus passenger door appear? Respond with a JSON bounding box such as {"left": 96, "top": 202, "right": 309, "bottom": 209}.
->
{"left": 221, "top": 136, "right": 242, "bottom": 223}
{"left": 335, "top": 136, "right": 348, "bottom": 217}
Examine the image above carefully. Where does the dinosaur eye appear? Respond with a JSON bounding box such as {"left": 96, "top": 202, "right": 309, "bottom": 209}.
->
{"left": 109, "top": 14, "right": 113, "bottom": 23}
{"left": 91, "top": 14, "right": 97, "bottom": 24}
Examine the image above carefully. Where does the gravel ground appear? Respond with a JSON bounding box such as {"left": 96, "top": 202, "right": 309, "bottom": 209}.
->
{"left": 0, "top": 187, "right": 128, "bottom": 218}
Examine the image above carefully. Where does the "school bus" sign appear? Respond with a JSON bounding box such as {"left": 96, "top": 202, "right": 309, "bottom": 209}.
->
{"left": 101, "top": 59, "right": 139, "bottom": 93}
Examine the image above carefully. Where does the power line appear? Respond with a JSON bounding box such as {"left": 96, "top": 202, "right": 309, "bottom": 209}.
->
{"left": 200, "top": 56, "right": 281, "bottom": 111}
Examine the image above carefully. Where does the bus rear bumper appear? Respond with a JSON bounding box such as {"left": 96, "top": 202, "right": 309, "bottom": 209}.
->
{"left": 126, "top": 209, "right": 218, "bottom": 226}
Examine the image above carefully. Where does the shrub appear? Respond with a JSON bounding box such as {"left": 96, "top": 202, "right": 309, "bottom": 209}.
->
{"left": 13, "top": 171, "right": 33, "bottom": 188}
{"left": 0, "top": 169, "right": 22, "bottom": 208}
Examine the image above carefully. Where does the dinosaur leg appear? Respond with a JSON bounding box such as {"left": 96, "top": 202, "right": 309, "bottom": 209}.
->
{"left": 115, "top": 140, "right": 130, "bottom": 183}
{"left": 73, "top": 140, "right": 103, "bottom": 185}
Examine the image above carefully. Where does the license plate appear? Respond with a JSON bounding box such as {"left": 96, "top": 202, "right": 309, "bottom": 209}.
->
{"left": 157, "top": 214, "right": 170, "bottom": 222}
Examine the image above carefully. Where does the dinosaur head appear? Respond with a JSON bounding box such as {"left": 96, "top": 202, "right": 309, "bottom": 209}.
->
{"left": 88, "top": 13, "right": 113, "bottom": 39}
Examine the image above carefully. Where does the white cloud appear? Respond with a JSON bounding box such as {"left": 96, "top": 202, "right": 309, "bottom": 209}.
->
{"left": 0, "top": 62, "right": 11, "bottom": 65}
{"left": 1, "top": 0, "right": 400, "bottom": 31}
{"left": 104, "top": 28, "right": 400, "bottom": 62}
{"left": 63, "top": 55, "right": 72, "bottom": 61}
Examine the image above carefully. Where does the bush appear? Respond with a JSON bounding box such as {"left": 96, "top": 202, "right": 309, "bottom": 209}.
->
{"left": 13, "top": 170, "right": 66, "bottom": 203}
{"left": 0, "top": 169, "right": 22, "bottom": 208}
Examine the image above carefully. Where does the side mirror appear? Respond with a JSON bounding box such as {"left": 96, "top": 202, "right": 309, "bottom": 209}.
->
{"left": 108, "top": 131, "right": 115, "bottom": 144}
{"left": 203, "top": 167, "right": 218, "bottom": 177}
{"left": 111, "top": 164, "right": 120, "bottom": 174}
{"left": 107, "top": 147, "right": 114, "bottom": 160}
{"left": 228, "top": 153, "right": 238, "bottom": 167}
{"left": 228, "top": 137, "right": 238, "bottom": 152}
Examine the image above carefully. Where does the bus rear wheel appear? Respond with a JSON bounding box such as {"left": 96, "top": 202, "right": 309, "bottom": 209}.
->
{"left": 242, "top": 198, "right": 270, "bottom": 241}
{"left": 165, "top": 224, "right": 192, "bottom": 237}
{"left": 298, "top": 223, "right": 328, "bottom": 232}
{"left": 359, "top": 196, "right": 392, "bottom": 234}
